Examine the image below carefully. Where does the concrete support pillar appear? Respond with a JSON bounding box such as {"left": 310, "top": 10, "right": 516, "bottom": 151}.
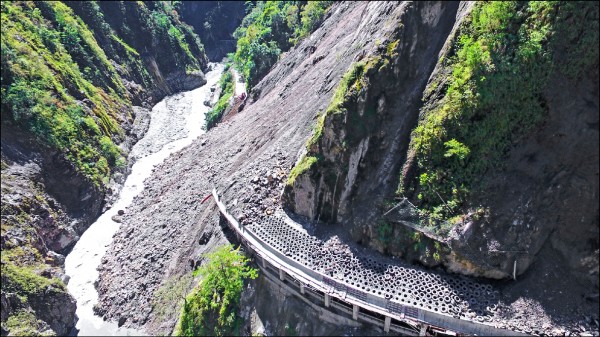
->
{"left": 300, "top": 284, "right": 305, "bottom": 295}
{"left": 279, "top": 268, "right": 285, "bottom": 281}
{"left": 352, "top": 304, "right": 359, "bottom": 320}
{"left": 324, "top": 293, "right": 330, "bottom": 308}
{"left": 419, "top": 324, "right": 428, "bottom": 336}
{"left": 384, "top": 316, "right": 391, "bottom": 333}
{"left": 262, "top": 257, "right": 267, "bottom": 268}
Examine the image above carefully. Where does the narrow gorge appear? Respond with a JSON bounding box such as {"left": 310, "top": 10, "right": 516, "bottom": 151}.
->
{"left": 1, "top": 1, "right": 598, "bottom": 337}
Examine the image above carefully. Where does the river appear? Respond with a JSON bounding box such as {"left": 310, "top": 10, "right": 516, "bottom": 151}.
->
{"left": 64, "top": 63, "right": 224, "bottom": 336}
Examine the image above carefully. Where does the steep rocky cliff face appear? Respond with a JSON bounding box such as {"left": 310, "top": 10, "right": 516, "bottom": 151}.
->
{"left": 283, "top": 0, "right": 599, "bottom": 292}
{"left": 281, "top": 1, "right": 464, "bottom": 229}
{"left": 179, "top": 1, "right": 245, "bottom": 61}
{"left": 1, "top": 1, "right": 208, "bottom": 335}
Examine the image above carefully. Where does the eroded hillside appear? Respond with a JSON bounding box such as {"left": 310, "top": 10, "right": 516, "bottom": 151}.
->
{"left": 95, "top": 1, "right": 440, "bottom": 334}
{"left": 1, "top": 1, "right": 209, "bottom": 335}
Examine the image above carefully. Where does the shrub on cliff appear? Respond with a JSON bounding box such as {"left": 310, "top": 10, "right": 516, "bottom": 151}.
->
{"left": 400, "top": 1, "right": 599, "bottom": 231}
{"left": 174, "top": 245, "right": 258, "bottom": 336}
{"left": 233, "top": 1, "right": 333, "bottom": 89}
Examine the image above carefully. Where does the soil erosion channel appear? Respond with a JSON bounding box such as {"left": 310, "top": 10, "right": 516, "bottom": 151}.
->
{"left": 64, "top": 63, "right": 224, "bottom": 336}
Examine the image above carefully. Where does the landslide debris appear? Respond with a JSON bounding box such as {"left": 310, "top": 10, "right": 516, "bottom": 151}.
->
{"left": 95, "top": 2, "right": 417, "bottom": 334}
{"left": 95, "top": 1, "right": 598, "bottom": 336}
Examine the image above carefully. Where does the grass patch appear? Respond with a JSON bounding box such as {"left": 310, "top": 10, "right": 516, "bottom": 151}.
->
{"left": 1, "top": 261, "right": 65, "bottom": 299}
{"left": 306, "top": 112, "right": 326, "bottom": 151}
{"left": 287, "top": 156, "right": 318, "bottom": 186}
{"left": 5, "top": 311, "right": 44, "bottom": 336}
{"left": 325, "top": 61, "right": 366, "bottom": 115}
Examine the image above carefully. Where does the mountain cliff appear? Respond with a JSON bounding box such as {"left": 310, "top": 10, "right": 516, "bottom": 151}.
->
{"left": 1, "top": 1, "right": 208, "bottom": 335}
{"left": 283, "top": 1, "right": 599, "bottom": 288}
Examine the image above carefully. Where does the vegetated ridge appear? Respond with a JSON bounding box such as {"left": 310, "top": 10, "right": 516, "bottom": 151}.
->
{"left": 1, "top": 1, "right": 211, "bottom": 335}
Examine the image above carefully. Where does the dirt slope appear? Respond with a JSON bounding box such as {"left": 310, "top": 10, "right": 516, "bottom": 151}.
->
{"left": 96, "top": 2, "right": 430, "bottom": 333}
{"left": 96, "top": 1, "right": 599, "bottom": 336}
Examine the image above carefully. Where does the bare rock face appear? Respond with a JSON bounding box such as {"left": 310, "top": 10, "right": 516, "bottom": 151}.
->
{"left": 27, "top": 286, "right": 78, "bottom": 335}
{"left": 1, "top": 131, "right": 83, "bottom": 335}
{"left": 167, "top": 70, "right": 207, "bottom": 92}
{"left": 282, "top": 1, "right": 466, "bottom": 253}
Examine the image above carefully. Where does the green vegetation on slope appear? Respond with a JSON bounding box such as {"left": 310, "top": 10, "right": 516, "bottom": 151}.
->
{"left": 5, "top": 311, "right": 44, "bottom": 336}
{"left": 287, "top": 155, "right": 318, "bottom": 186}
{"left": 1, "top": 262, "right": 65, "bottom": 300}
{"left": 1, "top": 1, "right": 207, "bottom": 188}
{"left": 233, "top": 1, "right": 333, "bottom": 89}
{"left": 174, "top": 245, "right": 257, "bottom": 337}
{"left": 399, "top": 1, "right": 599, "bottom": 234}
{"left": 1, "top": 1, "right": 127, "bottom": 187}
{"left": 1, "top": 227, "right": 68, "bottom": 335}
{"left": 205, "top": 63, "right": 235, "bottom": 129}
{"left": 91, "top": 1, "right": 206, "bottom": 76}
{"left": 0, "top": 181, "right": 72, "bottom": 334}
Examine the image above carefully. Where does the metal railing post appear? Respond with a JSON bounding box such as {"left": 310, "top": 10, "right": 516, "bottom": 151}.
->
{"left": 279, "top": 268, "right": 285, "bottom": 281}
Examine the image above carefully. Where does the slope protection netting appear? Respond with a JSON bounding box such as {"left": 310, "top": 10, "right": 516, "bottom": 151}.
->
{"left": 246, "top": 212, "right": 499, "bottom": 321}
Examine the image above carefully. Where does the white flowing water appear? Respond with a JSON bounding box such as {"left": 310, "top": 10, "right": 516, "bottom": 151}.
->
{"left": 64, "top": 63, "right": 224, "bottom": 336}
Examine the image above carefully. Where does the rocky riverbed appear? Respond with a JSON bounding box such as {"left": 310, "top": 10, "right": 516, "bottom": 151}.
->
{"left": 64, "top": 63, "right": 224, "bottom": 336}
